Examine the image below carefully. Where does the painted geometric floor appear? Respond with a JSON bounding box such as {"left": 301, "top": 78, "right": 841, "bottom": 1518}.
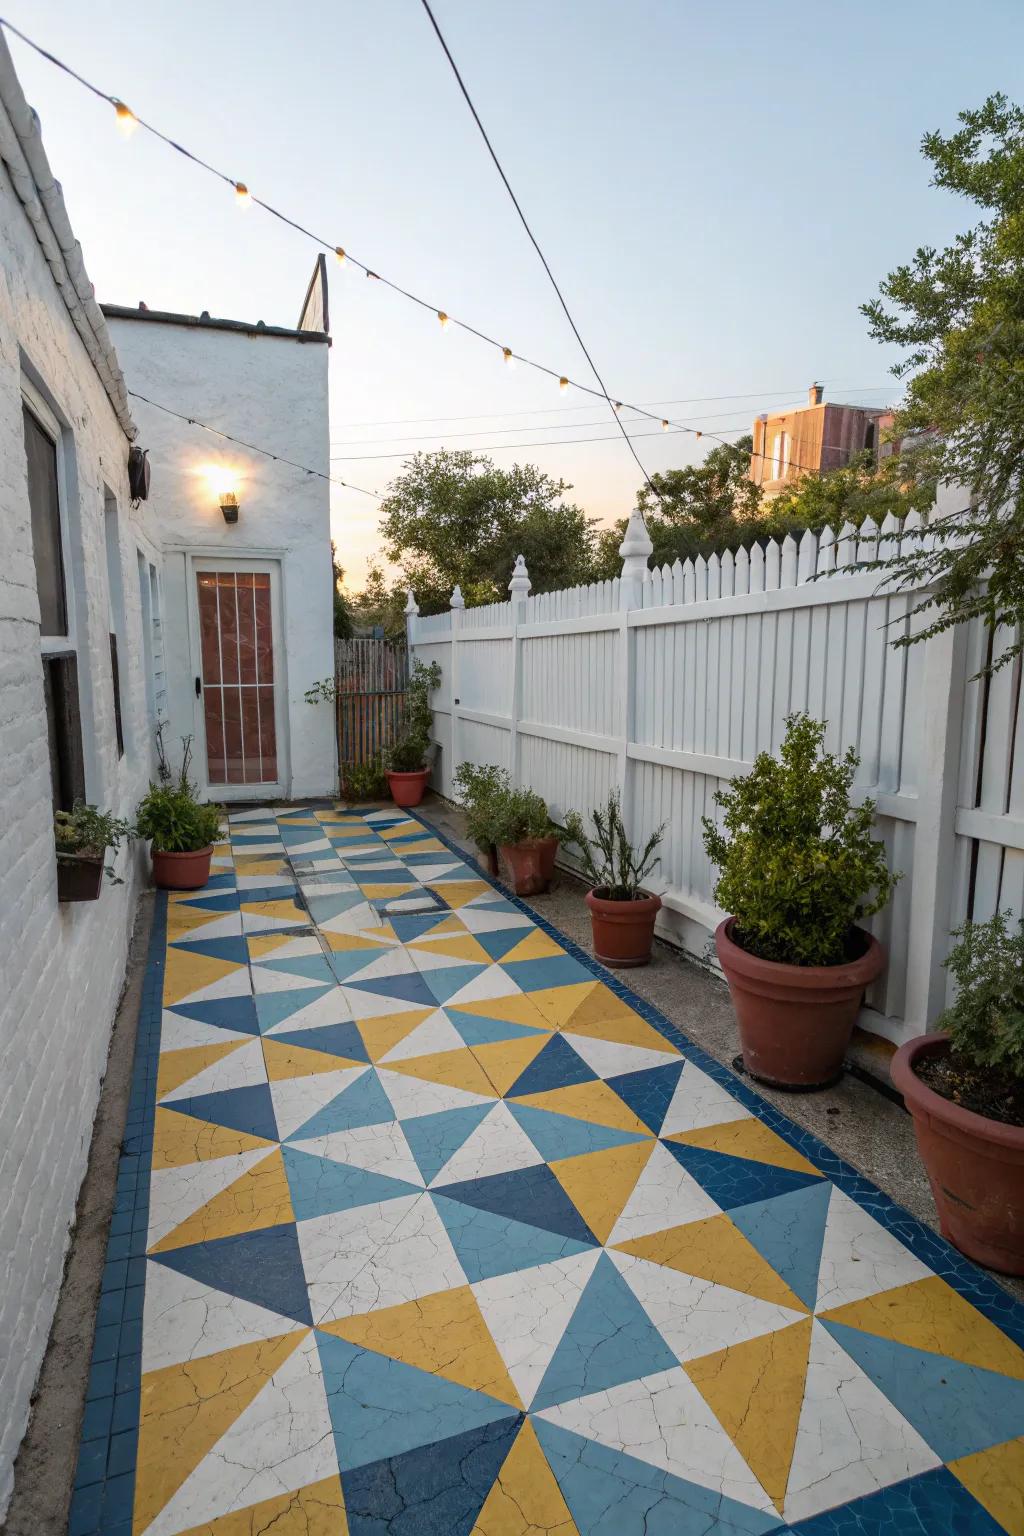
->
{"left": 69, "top": 806, "right": 1024, "bottom": 1536}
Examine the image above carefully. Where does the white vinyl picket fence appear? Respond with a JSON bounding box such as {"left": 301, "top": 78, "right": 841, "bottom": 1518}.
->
{"left": 408, "top": 496, "right": 1024, "bottom": 1045}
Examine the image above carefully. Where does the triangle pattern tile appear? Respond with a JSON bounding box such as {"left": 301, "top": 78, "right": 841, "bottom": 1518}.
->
{"left": 147, "top": 1148, "right": 273, "bottom": 1252}
{"left": 269, "top": 1020, "right": 370, "bottom": 1064}
{"left": 447, "top": 1009, "right": 547, "bottom": 1048}
{"left": 149, "top": 1147, "right": 295, "bottom": 1252}
{"left": 603, "top": 1059, "right": 686, "bottom": 1135}
{"left": 269, "top": 1066, "right": 368, "bottom": 1142}
{"left": 167, "top": 995, "right": 260, "bottom": 1036}
{"left": 152, "top": 1106, "right": 274, "bottom": 1170}
{"left": 287, "top": 1067, "right": 395, "bottom": 1141}
{"left": 615, "top": 1210, "right": 809, "bottom": 1313}
{"left": 432, "top": 1194, "right": 597, "bottom": 1285}
{"left": 505, "top": 1033, "right": 598, "bottom": 1097}
{"left": 282, "top": 1143, "right": 421, "bottom": 1222}
{"left": 548, "top": 1140, "right": 656, "bottom": 1245}
{"left": 151, "top": 1221, "right": 314, "bottom": 1327}
{"left": 141, "top": 1256, "right": 308, "bottom": 1375}
{"left": 401, "top": 1102, "right": 493, "bottom": 1185}
{"left": 948, "top": 1441, "right": 1024, "bottom": 1535}
{"left": 729, "top": 1182, "right": 834, "bottom": 1312}
{"left": 607, "top": 1139, "right": 723, "bottom": 1247}
{"left": 662, "top": 1136, "right": 826, "bottom": 1212}
{"left": 171, "top": 1475, "right": 348, "bottom": 1535}
{"left": 819, "top": 1274, "right": 1024, "bottom": 1380}
{"left": 471, "top": 1250, "right": 602, "bottom": 1409}
{"left": 162, "top": 1081, "right": 279, "bottom": 1143}
{"left": 435, "top": 1162, "right": 600, "bottom": 1247}
{"left": 471, "top": 1417, "right": 579, "bottom": 1536}
{"left": 509, "top": 1101, "right": 647, "bottom": 1162}
{"left": 262, "top": 1038, "right": 366, "bottom": 1082}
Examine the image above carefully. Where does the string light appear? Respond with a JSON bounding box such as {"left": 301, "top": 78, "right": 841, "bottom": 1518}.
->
{"left": 502, "top": 347, "right": 514, "bottom": 368}
{"left": 113, "top": 99, "right": 136, "bottom": 136}
{"left": 438, "top": 311, "right": 450, "bottom": 331}
{"left": 234, "top": 181, "right": 251, "bottom": 208}
{"left": 335, "top": 246, "right": 346, "bottom": 266}
{"left": 613, "top": 401, "right": 622, "bottom": 413}
{"left": 559, "top": 377, "right": 569, "bottom": 395}
{"left": 661, "top": 419, "right": 669, "bottom": 431}
{"left": 366, "top": 270, "right": 380, "bottom": 280}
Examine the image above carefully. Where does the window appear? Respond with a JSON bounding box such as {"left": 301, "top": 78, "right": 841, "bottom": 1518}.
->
{"left": 770, "top": 431, "right": 790, "bottom": 480}
{"left": 23, "top": 402, "right": 68, "bottom": 637}
{"left": 104, "top": 492, "right": 126, "bottom": 758}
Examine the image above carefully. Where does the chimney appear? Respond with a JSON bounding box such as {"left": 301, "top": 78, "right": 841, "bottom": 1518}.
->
{"left": 808, "top": 382, "right": 824, "bottom": 406}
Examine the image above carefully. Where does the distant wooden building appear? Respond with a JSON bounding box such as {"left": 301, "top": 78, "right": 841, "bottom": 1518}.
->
{"left": 750, "top": 383, "right": 895, "bottom": 493}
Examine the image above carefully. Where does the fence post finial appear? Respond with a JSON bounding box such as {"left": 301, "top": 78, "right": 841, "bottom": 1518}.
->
{"left": 508, "top": 553, "right": 532, "bottom": 599}
{"left": 618, "top": 510, "right": 653, "bottom": 581}
{"left": 450, "top": 584, "right": 465, "bottom": 610}
{"left": 404, "top": 589, "right": 419, "bottom": 617}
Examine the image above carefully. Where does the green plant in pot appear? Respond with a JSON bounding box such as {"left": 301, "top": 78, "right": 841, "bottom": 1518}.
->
{"left": 383, "top": 660, "right": 441, "bottom": 808}
{"left": 702, "top": 713, "right": 898, "bottom": 1090}
{"left": 491, "top": 784, "right": 560, "bottom": 897}
{"left": 563, "top": 791, "right": 665, "bottom": 967}
{"left": 136, "top": 734, "right": 223, "bottom": 891}
{"left": 453, "top": 762, "right": 510, "bottom": 876}
{"left": 54, "top": 802, "right": 133, "bottom": 902}
{"left": 342, "top": 757, "right": 388, "bottom": 803}
{"left": 891, "top": 912, "right": 1024, "bottom": 1274}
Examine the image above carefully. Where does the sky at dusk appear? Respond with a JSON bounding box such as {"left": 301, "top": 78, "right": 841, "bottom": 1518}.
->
{"left": 8, "top": 0, "right": 1024, "bottom": 583}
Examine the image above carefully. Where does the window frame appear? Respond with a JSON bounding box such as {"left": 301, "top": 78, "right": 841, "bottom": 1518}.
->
{"left": 22, "top": 377, "right": 76, "bottom": 659}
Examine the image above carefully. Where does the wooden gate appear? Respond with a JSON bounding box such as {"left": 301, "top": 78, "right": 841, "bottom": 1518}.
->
{"left": 334, "top": 637, "right": 408, "bottom": 765}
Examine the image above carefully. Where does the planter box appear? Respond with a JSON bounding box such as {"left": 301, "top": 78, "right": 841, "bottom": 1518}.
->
{"left": 56, "top": 851, "right": 104, "bottom": 902}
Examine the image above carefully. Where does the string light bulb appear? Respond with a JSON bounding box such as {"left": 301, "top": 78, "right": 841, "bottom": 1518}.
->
{"left": 613, "top": 401, "right": 622, "bottom": 413}
{"left": 366, "top": 270, "right": 380, "bottom": 280}
{"left": 234, "top": 181, "right": 251, "bottom": 207}
{"left": 438, "top": 311, "right": 450, "bottom": 331}
{"left": 502, "top": 347, "right": 514, "bottom": 367}
{"left": 661, "top": 419, "right": 669, "bottom": 431}
{"left": 335, "top": 247, "right": 346, "bottom": 266}
{"left": 559, "top": 377, "right": 569, "bottom": 395}
{"left": 113, "top": 99, "right": 137, "bottom": 137}
{"left": 695, "top": 430, "right": 702, "bottom": 439}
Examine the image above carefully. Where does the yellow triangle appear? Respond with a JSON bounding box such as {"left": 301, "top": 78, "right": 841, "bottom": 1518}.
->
{"left": 685, "top": 1317, "right": 813, "bottom": 1515}
{"left": 667, "top": 1119, "right": 820, "bottom": 1177}
{"left": 357, "top": 1009, "right": 435, "bottom": 1062}
{"left": 165, "top": 908, "right": 226, "bottom": 940}
{"left": 513, "top": 1081, "right": 653, "bottom": 1138}
{"left": 379, "top": 820, "right": 420, "bottom": 840}
{"left": 156, "top": 1040, "right": 244, "bottom": 1102}
{"left": 324, "top": 929, "right": 396, "bottom": 953}
{"left": 564, "top": 1003, "right": 681, "bottom": 1055}
{"left": 133, "top": 1332, "right": 306, "bottom": 1535}
{"left": 175, "top": 1474, "right": 348, "bottom": 1535}
{"left": 384, "top": 1047, "right": 497, "bottom": 1098}
{"left": 247, "top": 931, "right": 309, "bottom": 959}
{"left": 422, "top": 914, "right": 470, "bottom": 937}
{"left": 550, "top": 1141, "right": 656, "bottom": 1244}
{"left": 163, "top": 948, "right": 243, "bottom": 1007}
{"left": 471, "top": 1418, "right": 579, "bottom": 1535}
{"left": 262, "top": 1039, "right": 365, "bottom": 1082}
{"left": 526, "top": 981, "right": 596, "bottom": 1028}
{"left": 408, "top": 933, "right": 494, "bottom": 965}
{"left": 152, "top": 1107, "right": 274, "bottom": 1170}
{"left": 499, "top": 930, "right": 567, "bottom": 964}
{"left": 447, "top": 992, "right": 556, "bottom": 1031}
{"left": 949, "top": 1438, "right": 1024, "bottom": 1535}
{"left": 323, "top": 1285, "right": 522, "bottom": 1408}
{"left": 564, "top": 982, "right": 641, "bottom": 1029}
{"left": 396, "top": 838, "right": 447, "bottom": 854}
{"left": 427, "top": 880, "right": 491, "bottom": 908}
{"left": 615, "top": 1214, "right": 809, "bottom": 1313}
{"left": 241, "top": 897, "right": 305, "bottom": 921}
{"left": 820, "top": 1275, "right": 1024, "bottom": 1380}
{"left": 232, "top": 854, "right": 289, "bottom": 873}
{"left": 471, "top": 1034, "right": 551, "bottom": 1096}
{"left": 360, "top": 883, "right": 417, "bottom": 899}
{"left": 150, "top": 1148, "right": 295, "bottom": 1252}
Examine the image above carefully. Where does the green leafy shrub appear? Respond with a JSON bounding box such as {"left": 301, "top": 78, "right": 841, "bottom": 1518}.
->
{"left": 492, "top": 787, "right": 554, "bottom": 846}
{"left": 453, "top": 763, "right": 511, "bottom": 850}
{"left": 342, "top": 757, "right": 388, "bottom": 801}
{"left": 702, "top": 713, "right": 898, "bottom": 966}
{"left": 54, "top": 802, "right": 133, "bottom": 883}
{"left": 562, "top": 790, "right": 664, "bottom": 901}
{"left": 137, "top": 734, "right": 222, "bottom": 853}
{"left": 937, "top": 911, "right": 1024, "bottom": 1077}
{"left": 385, "top": 660, "right": 441, "bottom": 773}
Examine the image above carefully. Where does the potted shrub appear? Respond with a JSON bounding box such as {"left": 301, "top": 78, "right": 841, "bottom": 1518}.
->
{"left": 702, "top": 713, "right": 898, "bottom": 1090}
{"left": 563, "top": 791, "right": 665, "bottom": 967}
{"left": 54, "top": 802, "right": 133, "bottom": 902}
{"left": 136, "top": 736, "right": 222, "bottom": 891}
{"left": 891, "top": 912, "right": 1024, "bottom": 1274}
{"left": 384, "top": 661, "right": 441, "bottom": 808}
{"left": 453, "top": 762, "right": 509, "bottom": 876}
{"left": 493, "top": 785, "right": 560, "bottom": 897}
{"left": 342, "top": 756, "right": 388, "bottom": 803}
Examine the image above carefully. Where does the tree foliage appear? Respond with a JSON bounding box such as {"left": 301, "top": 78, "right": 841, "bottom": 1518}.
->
{"left": 331, "top": 543, "right": 353, "bottom": 639}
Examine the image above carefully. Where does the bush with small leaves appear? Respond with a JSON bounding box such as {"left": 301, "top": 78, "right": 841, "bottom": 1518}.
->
{"left": 562, "top": 790, "right": 664, "bottom": 902}
{"left": 937, "top": 911, "right": 1024, "bottom": 1078}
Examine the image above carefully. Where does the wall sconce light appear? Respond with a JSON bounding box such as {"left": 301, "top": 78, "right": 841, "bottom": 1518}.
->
{"left": 220, "top": 491, "right": 239, "bottom": 524}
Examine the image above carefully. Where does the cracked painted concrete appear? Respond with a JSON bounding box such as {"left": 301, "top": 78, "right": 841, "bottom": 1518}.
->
{"left": 66, "top": 806, "right": 1024, "bottom": 1535}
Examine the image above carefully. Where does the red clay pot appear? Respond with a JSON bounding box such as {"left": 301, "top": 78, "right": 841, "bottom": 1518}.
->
{"left": 715, "top": 917, "right": 884, "bottom": 1090}
{"left": 892, "top": 1033, "right": 1024, "bottom": 1275}
{"left": 151, "top": 846, "right": 214, "bottom": 891}
{"left": 386, "top": 769, "right": 429, "bottom": 808}
{"left": 56, "top": 852, "right": 104, "bottom": 902}
{"left": 585, "top": 889, "right": 661, "bottom": 968}
{"left": 500, "top": 839, "right": 554, "bottom": 897}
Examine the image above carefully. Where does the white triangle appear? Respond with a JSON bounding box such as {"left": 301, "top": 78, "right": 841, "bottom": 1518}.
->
{"left": 251, "top": 935, "right": 323, "bottom": 960}
{"left": 234, "top": 842, "right": 286, "bottom": 858}
{"left": 263, "top": 987, "right": 353, "bottom": 1033}
{"left": 783, "top": 1320, "right": 939, "bottom": 1524}
{"left": 659, "top": 1060, "right": 751, "bottom": 1137}
{"left": 242, "top": 909, "right": 304, "bottom": 934}
{"left": 236, "top": 872, "right": 295, "bottom": 891}
{"left": 158, "top": 1010, "right": 250, "bottom": 1053}
{"left": 147, "top": 1147, "right": 270, "bottom": 1249}
{"left": 172, "top": 965, "right": 253, "bottom": 1006}
{"left": 609, "top": 1249, "right": 805, "bottom": 1361}
{"left": 456, "top": 907, "right": 533, "bottom": 934}
{"left": 341, "top": 985, "right": 431, "bottom": 1020}
{"left": 228, "top": 809, "right": 276, "bottom": 824}
{"left": 814, "top": 1187, "right": 931, "bottom": 1313}
{"left": 296, "top": 855, "right": 344, "bottom": 873}
{"left": 169, "top": 911, "right": 243, "bottom": 941}
{"left": 284, "top": 836, "right": 333, "bottom": 854}
{"left": 314, "top": 1191, "right": 467, "bottom": 1324}
{"left": 430, "top": 1101, "right": 545, "bottom": 1187}
{"left": 161, "top": 1038, "right": 268, "bottom": 1104}
{"left": 536, "top": 1364, "right": 776, "bottom": 1514}
{"left": 296, "top": 878, "right": 358, "bottom": 898}
{"left": 142, "top": 1257, "right": 300, "bottom": 1373}
{"left": 319, "top": 901, "right": 384, "bottom": 935}
{"left": 561, "top": 1031, "right": 679, "bottom": 1080}
{"left": 407, "top": 945, "right": 478, "bottom": 973}
{"left": 344, "top": 948, "right": 416, "bottom": 983}
{"left": 297, "top": 1193, "right": 421, "bottom": 1323}
{"left": 252, "top": 966, "right": 329, "bottom": 995}
{"left": 375, "top": 1066, "right": 495, "bottom": 1119}
{"left": 269, "top": 1065, "right": 368, "bottom": 1141}
{"left": 146, "top": 1331, "right": 336, "bottom": 1536}
{"left": 380, "top": 1010, "right": 466, "bottom": 1063}
{"left": 290, "top": 1118, "right": 424, "bottom": 1188}
{"left": 402, "top": 861, "right": 463, "bottom": 881}
{"left": 471, "top": 1249, "right": 602, "bottom": 1408}
{"left": 607, "top": 1140, "right": 721, "bottom": 1247}
{"left": 446, "top": 963, "right": 522, "bottom": 1006}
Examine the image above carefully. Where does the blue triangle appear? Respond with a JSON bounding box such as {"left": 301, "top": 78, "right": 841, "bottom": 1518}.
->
{"left": 254, "top": 954, "right": 336, "bottom": 985}
{"left": 402, "top": 1104, "right": 494, "bottom": 1186}
{"left": 663, "top": 1138, "right": 826, "bottom": 1212}
{"left": 162, "top": 1082, "right": 278, "bottom": 1141}
{"left": 449, "top": 1012, "right": 547, "bottom": 1048}
{"left": 784, "top": 1465, "right": 1004, "bottom": 1535}
{"left": 531, "top": 1253, "right": 677, "bottom": 1412}
{"left": 271, "top": 1020, "right": 369, "bottom": 1063}
{"left": 327, "top": 947, "right": 393, "bottom": 983}
{"left": 175, "top": 891, "right": 240, "bottom": 912}
{"left": 431, "top": 1194, "right": 595, "bottom": 1284}
{"left": 533, "top": 1420, "right": 783, "bottom": 1536}
{"left": 822, "top": 1321, "right": 1024, "bottom": 1462}
{"left": 730, "top": 1182, "right": 833, "bottom": 1310}
{"left": 240, "top": 885, "right": 299, "bottom": 905}
{"left": 167, "top": 996, "right": 259, "bottom": 1035}
{"left": 168, "top": 935, "right": 249, "bottom": 965}
{"left": 501, "top": 955, "right": 594, "bottom": 992}
{"left": 472, "top": 928, "right": 538, "bottom": 962}
{"left": 307, "top": 892, "right": 367, "bottom": 926}
{"left": 281, "top": 1146, "right": 418, "bottom": 1222}
{"left": 317, "top": 1332, "right": 516, "bottom": 1473}
{"left": 200, "top": 871, "right": 236, "bottom": 890}
{"left": 506, "top": 1034, "right": 597, "bottom": 1097}
{"left": 255, "top": 985, "right": 336, "bottom": 1034}
{"left": 606, "top": 1060, "right": 685, "bottom": 1135}
{"left": 341, "top": 1415, "right": 522, "bottom": 1536}
{"left": 390, "top": 913, "right": 453, "bottom": 943}
{"left": 288, "top": 1069, "right": 394, "bottom": 1141}
{"left": 346, "top": 971, "right": 439, "bottom": 1008}
{"left": 423, "top": 965, "right": 489, "bottom": 1005}
{"left": 152, "top": 1223, "right": 311, "bottom": 1325}
{"left": 508, "top": 1102, "right": 645, "bottom": 1161}
{"left": 435, "top": 1164, "right": 598, "bottom": 1246}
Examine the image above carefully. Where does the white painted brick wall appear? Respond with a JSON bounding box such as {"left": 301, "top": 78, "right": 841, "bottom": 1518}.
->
{"left": 0, "top": 158, "right": 161, "bottom": 1516}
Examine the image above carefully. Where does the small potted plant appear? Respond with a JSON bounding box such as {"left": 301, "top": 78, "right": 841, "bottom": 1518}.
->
{"left": 493, "top": 785, "right": 560, "bottom": 896}
{"left": 702, "top": 713, "right": 898, "bottom": 1090}
{"left": 891, "top": 912, "right": 1024, "bottom": 1275}
{"left": 136, "top": 735, "right": 223, "bottom": 891}
{"left": 563, "top": 790, "right": 665, "bottom": 966}
{"left": 341, "top": 756, "right": 388, "bottom": 803}
{"left": 453, "top": 762, "right": 509, "bottom": 876}
{"left": 54, "top": 802, "right": 133, "bottom": 902}
{"left": 384, "top": 660, "right": 441, "bottom": 808}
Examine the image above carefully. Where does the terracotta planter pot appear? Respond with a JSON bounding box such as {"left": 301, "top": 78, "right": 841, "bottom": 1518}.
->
{"left": 56, "top": 852, "right": 104, "bottom": 902}
{"left": 892, "top": 1033, "right": 1024, "bottom": 1275}
{"left": 500, "top": 838, "right": 555, "bottom": 897}
{"left": 151, "top": 846, "right": 214, "bottom": 891}
{"left": 386, "top": 769, "right": 429, "bottom": 808}
{"left": 715, "top": 917, "right": 884, "bottom": 1090}
{"left": 585, "top": 889, "right": 661, "bottom": 968}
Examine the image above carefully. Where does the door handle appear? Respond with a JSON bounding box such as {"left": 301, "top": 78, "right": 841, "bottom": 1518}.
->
{"left": 195, "top": 676, "right": 202, "bottom": 697}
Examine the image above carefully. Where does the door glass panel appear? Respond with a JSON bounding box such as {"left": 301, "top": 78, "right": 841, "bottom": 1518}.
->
{"left": 196, "top": 569, "right": 278, "bottom": 785}
{"left": 23, "top": 405, "right": 68, "bottom": 636}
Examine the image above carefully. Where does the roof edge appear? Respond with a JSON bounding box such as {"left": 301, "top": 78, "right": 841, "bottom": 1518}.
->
{"left": 101, "top": 304, "right": 331, "bottom": 345}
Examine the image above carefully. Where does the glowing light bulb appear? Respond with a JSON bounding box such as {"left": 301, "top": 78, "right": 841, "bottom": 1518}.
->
{"left": 502, "top": 347, "right": 514, "bottom": 368}
{"left": 613, "top": 401, "right": 622, "bottom": 412}
{"left": 661, "top": 419, "right": 669, "bottom": 432}
{"left": 366, "top": 270, "right": 380, "bottom": 280}
{"left": 113, "top": 100, "right": 137, "bottom": 137}
{"left": 234, "top": 182, "right": 251, "bottom": 207}
{"left": 438, "top": 311, "right": 450, "bottom": 331}
{"left": 695, "top": 430, "right": 702, "bottom": 439}
{"left": 559, "top": 377, "right": 569, "bottom": 395}
{"left": 335, "top": 247, "right": 346, "bottom": 266}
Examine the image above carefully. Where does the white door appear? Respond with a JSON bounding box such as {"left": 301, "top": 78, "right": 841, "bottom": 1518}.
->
{"left": 191, "top": 558, "right": 287, "bottom": 799}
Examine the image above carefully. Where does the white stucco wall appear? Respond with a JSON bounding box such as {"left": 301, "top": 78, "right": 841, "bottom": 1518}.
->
{"left": 0, "top": 156, "right": 161, "bottom": 1515}
{"left": 104, "top": 315, "right": 336, "bottom": 800}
